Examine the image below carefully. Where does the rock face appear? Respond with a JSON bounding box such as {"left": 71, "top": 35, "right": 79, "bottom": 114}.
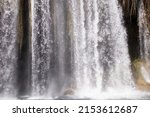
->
{"left": 133, "top": 60, "right": 150, "bottom": 91}
{"left": 135, "top": 0, "right": 150, "bottom": 91}
{"left": 64, "top": 88, "right": 75, "bottom": 96}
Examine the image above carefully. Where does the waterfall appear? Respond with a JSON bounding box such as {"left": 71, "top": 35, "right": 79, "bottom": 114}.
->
{"left": 0, "top": 0, "right": 137, "bottom": 99}
{"left": 108, "top": 0, "right": 134, "bottom": 89}
{"left": 0, "top": 0, "right": 19, "bottom": 97}
{"left": 49, "top": 0, "right": 71, "bottom": 97}
{"left": 32, "top": 0, "right": 51, "bottom": 96}
{"left": 69, "top": 0, "right": 134, "bottom": 97}
{"left": 138, "top": 1, "right": 150, "bottom": 84}
{"left": 31, "top": 0, "right": 71, "bottom": 97}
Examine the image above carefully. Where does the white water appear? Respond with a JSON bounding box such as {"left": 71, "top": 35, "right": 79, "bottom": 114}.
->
{"left": 2, "top": 0, "right": 150, "bottom": 99}
{"left": 32, "top": 0, "right": 51, "bottom": 96}
{"left": 69, "top": 0, "right": 134, "bottom": 97}
{"left": 30, "top": 0, "right": 135, "bottom": 98}
{"left": 0, "top": 0, "right": 19, "bottom": 97}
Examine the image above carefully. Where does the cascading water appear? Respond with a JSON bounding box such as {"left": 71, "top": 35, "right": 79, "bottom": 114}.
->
{"left": 70, "top": 0, "right": 102, "bottom": 95}
{"left": 32, "top": 0, "right": 72, "bottom": 97}
{"left": 48, "top": 0, "right": 71, "bottom": 97}
{"left": 138, "top": 0, "right": 150, "bottom": 84}
{"left": 69, "top": 0, "right": 134, "bottom": 97}
{"left": 1, "top": 0, "right": 150, "bottom": 99}
{"left": 0, "top": 0, "right": 19, "bottom": 97}
{"left": 107, "top": 0, "right": 134, "bottom": 89}
{"left": 32, "top": 0, "right": 51, "bottom": 96}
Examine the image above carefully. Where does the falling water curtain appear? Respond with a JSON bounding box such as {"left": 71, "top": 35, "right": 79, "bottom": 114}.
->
{"left": 0, "top": 0, "right": 134, "bottom": 98}
{"left": 0, "top": 0, "right": 150, "bottom": 98}
{"left": 0, "top": 0, "right": 21, "bottom": 97}
{"left": 0, "top": 0, "right": 32, "bottom": 97}
{"left": 16, "top": 0, "right": 134, "bottom": 97}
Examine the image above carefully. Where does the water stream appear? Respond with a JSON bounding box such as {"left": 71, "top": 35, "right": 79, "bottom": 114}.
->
{"left": 0, "top": 0, "right": 150, "bottom": 99}
{"left": 0, "top": 0, "right": 19, "bottom": 97}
